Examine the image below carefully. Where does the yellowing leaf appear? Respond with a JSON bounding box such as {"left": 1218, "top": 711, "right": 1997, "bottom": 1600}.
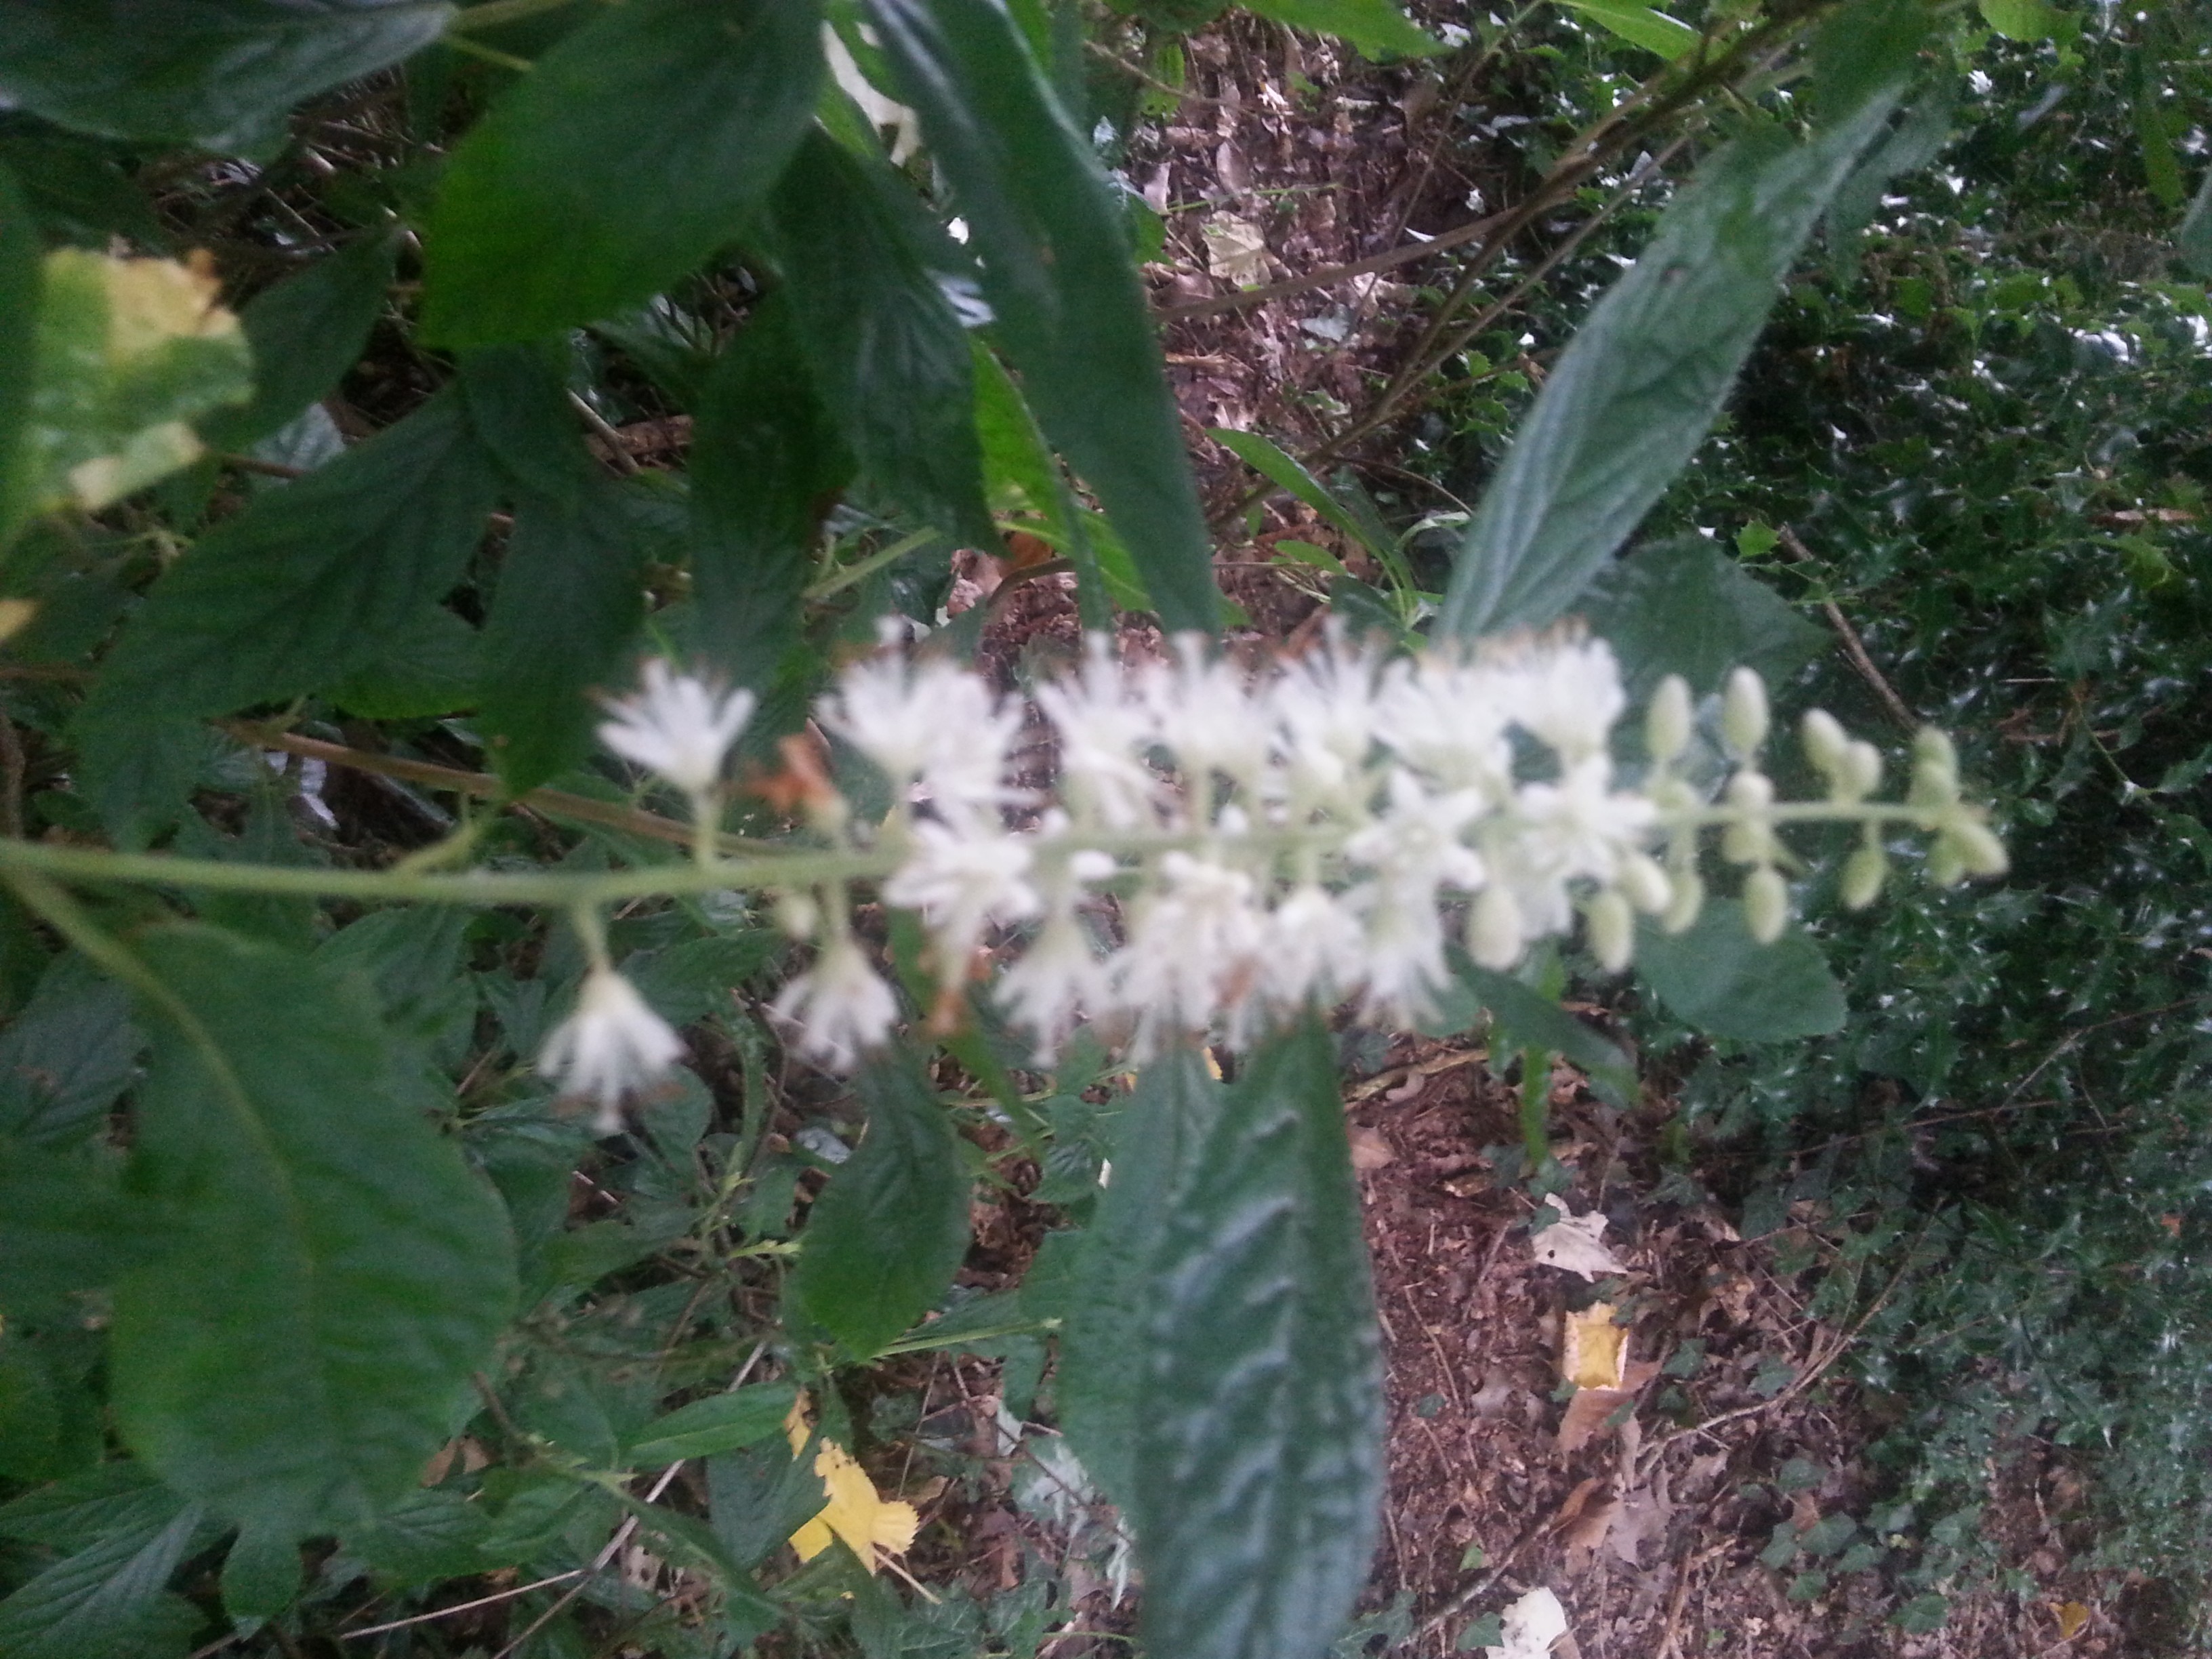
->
{"left": 2053, "top": 1601, "right": 2091, "bottom": 1640}
{"left": 789, "top": 1441, "right": 920, "bottom": 1573}
{"left": 26, "top": 248, "right": 253, "bottom": 514}
{"left": 1561, "top": 1303, "right": 1626, "bottom": 1390}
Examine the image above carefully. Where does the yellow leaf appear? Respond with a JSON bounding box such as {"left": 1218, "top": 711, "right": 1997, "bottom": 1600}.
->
{"left": 790, "top": 1441, "right": 918, "bottom": 1573}
{"left": 2053, "top": 1601, "right": 2091, "bottom": 1641}
{"left": 1561, "top": 1303, "right": 1626, "bottom": 1391}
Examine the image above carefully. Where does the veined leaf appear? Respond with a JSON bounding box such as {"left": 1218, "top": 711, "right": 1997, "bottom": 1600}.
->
{"left": 1553, "top": 0, "right": 1698, "bottom": 58}
{"left": 1635, "top": 901, "right": 1847, "bottom": 1042}
{"left": 109, "top": 924, "right": 517, "bottom": 1536}
{"left": 1130, "top": 1018, "right": 1385, "bottom": 1659}
{"left": 689, "top": 295, "right": 853, "bottom": 689}
{"left": 628, "top": 1382, "right": 800, "bottom": 1469}
{"left": 201, "top": 230, "right": 397, "bottom": 453}
{"left": 1210, "top": 428, "right": 1384, "bottom": 558}
{"left": 1057, "top": 1046, "right": 1222, "bottom": 1509}
{"left": 0, "top": 1141, "right": 146, "bottom": 1315}
{"left": 766, "top": 130, "right": 996, "bottom": 550}
{"left": 1437, "top": 93, "right": 1904, "bottom": 640}
{"left": 422, "top": 0, "right": 823, "bottom": 345}
{"left": 792, "top": 1043, "right": 971, "bottom": 1358}
{"left": 865, "top": 0, "right": 1220, "bottom": 634}
{"left": 0, "top": 0, "right": 451, "bottom": 158}
{"left": 1452, "top": 954, "right": 1636, "bottom": 1109}
{"left": 1576, "top": 533, "right": 1825, "bottom": 702}
{"left": 1238, "top": 0, "right": 1443, "bottom": 58}
{"left": 0, "top": 1465, "right": 209, "bottom": 1659}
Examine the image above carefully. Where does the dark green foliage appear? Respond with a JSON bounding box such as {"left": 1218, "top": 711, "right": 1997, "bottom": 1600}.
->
{"left": 422, "top": 0, "right": 823, "bottom": 344}
{"left": 200, "top": 231, "right": 397, "bottom": 454}
{"left": 0, "top": 163, "right": 38, "bottom": 550}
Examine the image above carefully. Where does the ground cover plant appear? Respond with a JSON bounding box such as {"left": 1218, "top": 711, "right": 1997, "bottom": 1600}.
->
{"left": 0, "top": 3, "right": 2200, "bottom": 1658}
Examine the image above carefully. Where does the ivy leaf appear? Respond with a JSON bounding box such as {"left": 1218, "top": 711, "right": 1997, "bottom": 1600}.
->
{"left": 1130, "top": 1017, "right": 1385, "bottom": 1659}
{"left": 865, "top": 0, "right": 1220, "bottom": 633}
{"left": 0, "top": 1, "right": 451, "bottom": 158}
{"left": 109, "top": 924, "right": 517, "bottom": 1538}
{"left": 422, "top": 0, "right": 823, "bottom": 345}
{"left": 792, "top": 1043, "right": 971, "bottom": 1359}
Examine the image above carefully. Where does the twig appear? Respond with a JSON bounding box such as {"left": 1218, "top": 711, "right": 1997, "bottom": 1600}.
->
{"left": 487, "top": 1462, "right": 688, "bottom": 1659}
{"left": 1159, "top": 209, "right": 1509, "bottom": 323}
{"left": 0, "top": 712, "right": 25, "bottom": 840}
{"left": 340, "top": 1571, "right": 589, "bottom": 1639}
{"left": 568, "top": 392, "right": 642, "bottom": 476}
{"left": 1777, "top": 527, "right": 1919, "bottom": 731}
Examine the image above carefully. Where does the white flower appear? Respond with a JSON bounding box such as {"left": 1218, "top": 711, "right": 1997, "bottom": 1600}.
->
{"left": 1035, "top": 635, "right": 1162, "bottom": 830}
{"left": 1111, "top": 851, "right": 1267, "bottom": 1050}
{"left": 1344, "top": 769, "right": 1489, "bottom": 898}
{"left": 1263, "top": 882, "right": 1366, "bottom": 1012}
{"left": 1374, "top": 651, "right": 1515, "bottom": 802}
{"left": 772, "top": 930, "right": 900, "bottom": 1070}
{"left": 539, "top": 966, "right": 687, "bottom": 1134}
{"left": 1486, "top": 756, "right": 1656, "bottom": 932}
{"left": 1147, "top": 635, "right": 1273, "bottom": 806}
{"left": 883, "top": 821, "right": 1042, "bottom": 970}
{"left": 1269, "top": 632, "right": 1385, "bottom": 808}
{"left": 598, "top": 660, "right": 756, "bottom": 798}
{"left": 1349, "top": 880, "right": 1452, "bottom": 1029}
{"left": 825, "top": 650, "right": 1022, "bottom": 827}
{"left": 996, "top": 907, "right": 1109, "bottom": 1059}
{"left": 1496, "top": 633, "right": 1625, "bottom": 761}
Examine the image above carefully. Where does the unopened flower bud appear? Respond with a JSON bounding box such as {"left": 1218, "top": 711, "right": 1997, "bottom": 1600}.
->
{"left": 1620, "top": 851, "right": 1673, "bottom": 914}
{"left": 1841, "top": 739, "right": 1882, "bottom": 800}
{"left": 1743, "top": 865, "right": 1789, "bottom": 943}
{"left": 1584, "top": 888, "right": 1635, "bottom": 972}
{"left": 775, "top": 889, "right": 821, "bottom": 940}
{"left": 1841, "top": 843, "right": 1887, "bottom": 909}
{"left": 1721, "top": 770, "right": 1776, "bottom": 865}
{"left": 1646, "top": 674, "right": 1693, "bottom": 764}
{"left": 1910, "top": 727, "right": 1959, "bottom": 804}
{"left": 1467, "top": 884, "right": 1525, "bottom": 970}
{"left": 1944, "top": 813, "right": 2009, "bottom": 877}
{"left": 1927, "top": 838, "right": 1966, "bottom": 888}
{"left": 1721, "top": 667, "right": 1769, "bottom": 760}
{"left": 1800, "top": 708, "right": 1847, "bottom": 777}
{"left": 1662, "top": 869, "right": 1705, "bottom": 933}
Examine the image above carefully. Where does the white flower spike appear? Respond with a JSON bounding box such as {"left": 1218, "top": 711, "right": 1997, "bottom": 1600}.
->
{"left": 771, "top": 929, "right": 901, "bottom": 1071}
{"left": 539, "top": 966, "right": 687, "bottom": 1135}
{"left": 599, "top": 660, "right": 756, "bottom": 800}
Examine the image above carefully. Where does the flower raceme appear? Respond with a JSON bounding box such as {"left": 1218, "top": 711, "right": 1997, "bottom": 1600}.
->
{"left": 542, "top": 631, "right": 2005, "bottom": 1114}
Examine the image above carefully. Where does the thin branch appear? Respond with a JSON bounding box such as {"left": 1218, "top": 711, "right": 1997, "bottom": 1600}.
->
{"left": 1778, "top": 526, "right": 1919, "bottom": 731}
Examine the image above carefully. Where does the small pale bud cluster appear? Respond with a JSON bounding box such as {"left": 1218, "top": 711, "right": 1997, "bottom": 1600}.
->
{"left": 540, "top": 633, "right": 2005, "bottom": 1101}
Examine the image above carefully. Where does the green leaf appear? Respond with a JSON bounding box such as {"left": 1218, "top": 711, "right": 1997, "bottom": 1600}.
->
{"left": 201, "top": 231, "right": 397, "bottom": 453}
{"left": 479, "top": 477, "right": 650, "bottom": 793}
{"left": 627, "top": 1382, "right": 800, "bottom": 1469}
{"left": 25, "top": 247, "right": 255, "bottom": 514}
{"left": 339, "top": 1488, "right": 491, "bottom": 1589}
{"left": 1451, "top": 955, "right": 1635, "bottom": 1109}
{"left": 0, "top": 953, "right": 142, "bottom": 1147}
{"left": 625, "top": 933, "right": 779, "bottom": 1027}
{"left": 109, "top": 924, "right": 518, "bottom": 1536}
{"left": 1130, "top": 1017, "right": 1384, "bottom": 1659}
{"left": 219, "top": 1517, "right": 302, "bottom": 1624}
{"left": 689, "top": 295, "right": 853, "bottom": 688}
{"left": 2133, "top": 50, "right": 2184, "bottom": 210}
{"left": 767, "top": 130, "right": 997, "bottom": 549}
{"left": 1976, "top": 0, "right": 2055, "bottom": 39}
{"left": 1553, "top": 0, "right": 1698, "bottom": 58}
{"left": 792, "top": 1042, "right": 972, "bottom": 1358}
{"left": 2180, "top": 165, "right": 2212, "bottom": 281}
{"left": 1575, "top": 534, "right": 1826, "bottom": 703}
{"left": 865, "top": 0, "right": 1219, "bottom": 634}
{"left": 1635, "top": 900, "right": 1847, "bottom": 1042}
{"left": 420, "top": 0, "right": 823, "bottom": 345}
{"left": 79, "top": 388, "right": 499, "bottom": 724}
{"left": 1210, "top": 428, "right": 1385, "bottom": 558}
{"left": 323, "top": 605, "right": 480, "bottom": 720}
{"left": 0, "top": 1467, "right": 207, "bottom": 1659}
{"left": 0, "top": 132, "right": 168, "bottom": 252}
{"left": 1237, "top": 0, "right": 1443, "bottom": 58}
{"left": 1437, "top": 95, "right": 1904, "bottom": 640}
{"left": 0, "top": 163, "right": 41, "bottom": 550}
{"left": 1057, "top": 1048, "right": 1221, "bottom": 1507}
{"left": 0, "top": 1, "right": 452, "bottom": 157}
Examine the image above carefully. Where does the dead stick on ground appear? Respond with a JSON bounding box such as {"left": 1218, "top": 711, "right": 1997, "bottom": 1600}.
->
{"left": 1778, "top": 526, "right": 1919, "bottom": 731}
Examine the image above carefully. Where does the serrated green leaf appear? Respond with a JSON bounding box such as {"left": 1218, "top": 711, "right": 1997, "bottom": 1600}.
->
{"left": 1575, "top": 534, "right": 1826, "bottom": 702}
{"left": 625, "top": 933, "right": 779, "bottom": 1028}
{"left": 793, "top": 1043, "right": 972, "bottom": 1358}
{"left": 767, "top": 130, "right": 996, "bottom": 549}
{"left": 201, "top": 230, "right": 396, "bottom": 453}
{"left": 628, "top": 1382, "right": 798, "bottom": 1469}
{"left": 421, "top": 0, "right": 823, "bottom": 345}
{"left": 0, "top": 1, "right": 452, "bottom": 157}
{"left": 2181, "top": 165, "right": 2212, "bottom": 279}
{"left": 219, "top": 1516, "right": 302, "bottom": 1624}
{"left": 1238, "top": 0, "right": 1443, "bottom": 58}
{"left": 0, "top": 953, "right": 141, "bottom": 1147}
{"left": 1057, "top": 1047, "right": 1221, "bottom": 1509}
{"left": 689, "top": 295, "right": 853, "bottom": 688}
{"left": 108, "top": 924, "right": 517, "bottom": 1537}
{"left": 1554, "top": 0, "right": 1697, "bottom": 58}
{"left": 0, "top": 164, "right": 43, "bottom": 550}
{"left": 323, "top": 604, "right": 480, "bottom": 720}
{"left": 339, "top": 1488, "right": 491, "bottom": 1589}
{"left": 0, "top": 1467, "right": 206, "bottom": 1659}
{"left": 865, "top": 0, "right": 1218, "bottom": 634}
{"left": 479, "top": 477, "right": 651, "bottom": 793}
{"left": 1437, "top": 94, "right": 1904, "bottom": 640}
{"left": 77, "top": 388, "right": 498, "bottom": 729}
{"left": 1635, "top": 900, "right": 1847, "bottom": 1042}
{"left": 1130, "top": 1017, "right": 1385, "bottom": 1659}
